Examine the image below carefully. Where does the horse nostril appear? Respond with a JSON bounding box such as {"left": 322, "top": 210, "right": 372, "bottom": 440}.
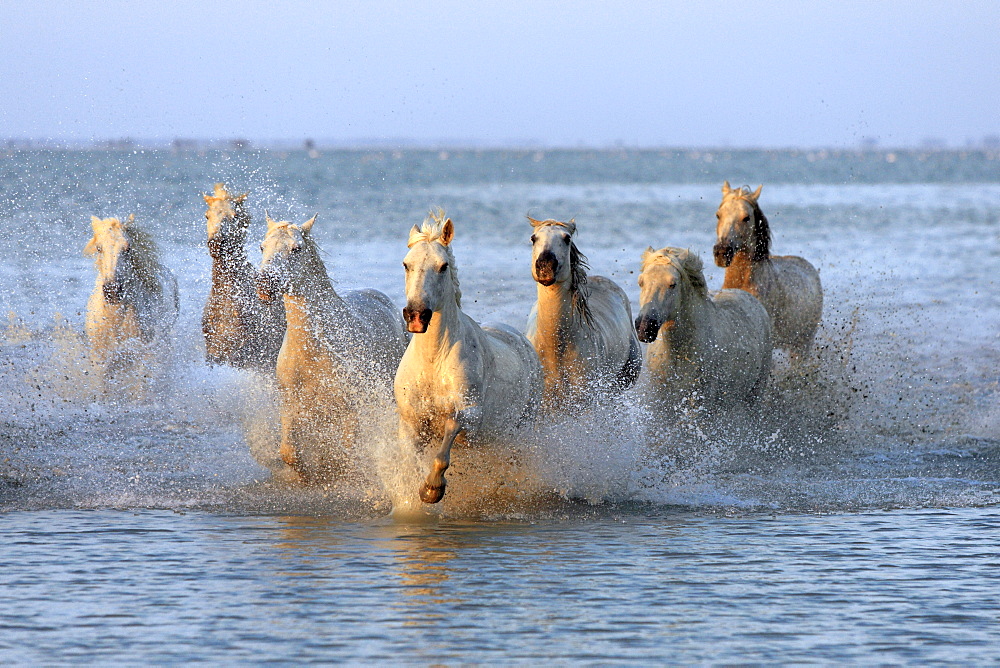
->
{"left": 403, "top": 306, "right": 433, "bottom": 333}
{"left": 534, "top": 251, "right": 558, "bottom": 285}
{"left": 713, "top": 244, "right": 734, "bottom": 267}
{"left": 635, "top": 315, "right": 660, "bottom": 343}
{"left": 256, "top": 272, "right": 280, "bottom": 301}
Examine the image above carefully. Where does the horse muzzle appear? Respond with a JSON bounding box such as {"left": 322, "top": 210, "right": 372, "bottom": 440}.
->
{"left": 102, "top": 282, "right": 125, "bottom": 304}
{"left": 634, "top": 313, "right": 661, "bottom": 343}
{"left": 533, "top": 251, "right": 559, "bottom": 286}
{"left": 713, "top": 243, "right": 734, "bottom": 268}
{"left": 256, "top": 271, "right": 281, "bottom": 302}
{"left": 403, "top": 305, "right": 433, "bottom": 334}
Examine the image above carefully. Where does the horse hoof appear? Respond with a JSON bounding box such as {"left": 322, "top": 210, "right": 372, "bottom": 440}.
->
{"left": 419, "top": 481, "right": 446, "bottom": 504}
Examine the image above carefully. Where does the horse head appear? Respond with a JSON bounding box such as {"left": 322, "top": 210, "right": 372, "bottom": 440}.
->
{"left": 713, "top": 181, "right": 769, "bottom": 267}
{"left": 203, "top": 182, "right": 249, "bottom": 255}
{"left": 402, "top": 210, "right": 459, "bottom": 334}
{"left": 257, "top": 212, "right": 317, "bottom": 302}
{"left": 635, "top": 247, "right": 706, "bottom": 343}
{"left": 85, "top": 215, "right": 138, "bottom": 304}
{"left": 528, "top": 216, "right": 580, "bottom": 287}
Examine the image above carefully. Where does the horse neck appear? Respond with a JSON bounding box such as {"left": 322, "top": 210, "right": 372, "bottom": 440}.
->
{"left": 662, "top": 281, "right": 709, "bottom": 353}
{"left": 281, "top": 245, "right": 346, "bottom": 335}
{"left": 722, "top": 252, "right": 772, "bottom": 291}
{"left": 534, "top": 280, "right": 576, "bottom": 343}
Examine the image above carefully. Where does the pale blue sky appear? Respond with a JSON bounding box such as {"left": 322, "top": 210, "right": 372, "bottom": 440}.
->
{"left": 1, "top": 0, "right": 997, "bottom": 148}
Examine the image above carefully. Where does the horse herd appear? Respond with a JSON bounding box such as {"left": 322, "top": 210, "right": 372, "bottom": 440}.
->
{"left": 83, "top": 181, "right": 823, "bottom": 503}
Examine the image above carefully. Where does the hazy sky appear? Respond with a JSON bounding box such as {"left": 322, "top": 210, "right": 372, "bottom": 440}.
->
{"left": 2, "top": 1, "right": 998, "bottom": 148}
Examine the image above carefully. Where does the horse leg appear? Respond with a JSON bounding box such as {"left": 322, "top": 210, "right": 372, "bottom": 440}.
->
{"left": 419, "top": 417, "right": 462, "bottom": 504}
{"left": 279, "top": 398, "right": 306, "bottom": 480}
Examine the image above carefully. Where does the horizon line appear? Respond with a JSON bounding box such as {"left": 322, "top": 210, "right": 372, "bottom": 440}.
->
{"left": 4, "top": 136, "right": 1000, "bottom": 153}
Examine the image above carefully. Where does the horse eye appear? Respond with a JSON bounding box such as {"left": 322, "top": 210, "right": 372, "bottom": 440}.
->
{"left": 437, "top": 263, "right": 448, "bottom": 273}
{"left": 259, "top": 244, "right": 264, "bottom": 251}
{"left": 402, "top": 262, "right": 409, "bottom": 271}
{"left": 637, "top": 276, "right": 645, "bottom": 287}
{"left": 742, "top": 216, "right": 751, "bottom": 224}
{"left": 530, "top": 235, "right": 537, "bottom": 244}
{"left": 715, "top": 212, "right": 721, "bottom": 219}
{"left": 292, "top": 246, "right": 302, "bottom": 253}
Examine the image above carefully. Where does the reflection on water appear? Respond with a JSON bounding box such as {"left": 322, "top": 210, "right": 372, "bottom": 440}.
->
{"left": 3, "top": 508, "right": 1000, "bottom": 663}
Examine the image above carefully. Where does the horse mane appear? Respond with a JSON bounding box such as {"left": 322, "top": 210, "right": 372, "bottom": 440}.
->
{"left": 123, "top": 221, "right": 166, "bottom": 300}
{"left": 409, "top": 208, "right": 461, "bottom": 307}
{"left": 529, "top": 217, "right": 592, "bottom": 325}
{"left": 642, "top": 247, "right": 709, "bottom": 299}
{"left": 728, "top": 186, "right": 771, "bottom": 260}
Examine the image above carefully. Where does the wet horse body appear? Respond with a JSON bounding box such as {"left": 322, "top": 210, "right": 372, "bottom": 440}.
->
{"left": 202, "top": 184, "right": 285, "bottom": 370}
{"left": 525, "top": 217, "right": 641, "bottom": 407}
{"left": 395, "top": 211, "right": 543, "bottom": 503}
{"left": 84, "top": 215, "right": 178, "bottom": 387}
{"left": 258, "top": 214, "right": 408, "bottom": 483}
{"left": 713, "top": 182, "right": 823, "bottom": 357}
{"left": 635, "top": 247, "right": 771, "bottom": 407}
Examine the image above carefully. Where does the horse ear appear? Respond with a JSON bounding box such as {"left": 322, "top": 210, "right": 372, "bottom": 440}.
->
{"left": 440, "top": 218, "right": 455, "bottom": 246}
{"left": 750, "top": 185, "right": 763, "bottom": 202}
{"left": 235, "top": 193, "right": 248, "bottom": 204}
{"left": 83, "top": 237, "right": 98, "bottom": 256}
{"left": 565, "top": 218, "right": 577, "bottom": 235}
{"left": 722, "top": 181, "right": 732, "bottom": 194}
{"left": 527, "top": 216, "right": 543, "bottom": 228}
{"left": 202, "top": 192, "right": 212, "bottom": 204}
{"left": 90, "top": 215, "right": 103, "bottom": 232}
{"left": 125, "top": 214, "right": 135, "bottom": 226}
{"left": 640, "top": 246, "right": 656, "bottom": 264}
{"left": 301, "top": 214, "right": 318, "bottom": 234}
{"left": 265, "top": 210, "right": 279, "bottom": 229}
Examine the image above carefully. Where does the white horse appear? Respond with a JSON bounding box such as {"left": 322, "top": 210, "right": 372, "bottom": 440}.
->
{"left": 394, "top": 211, "right": 543, "bottom": 503}
{"left": 202, "top": 183, "right": 285, "bottom": 371}
{"left": 635, "top": 247, "right": 771, "bottom": 407}
{"left": 258, "top": 213, "right": 408, "bottom": 483}
{"left": 84, "top": 215, "right": 178, "bottom": 390}
{"left": 713, "top": 182, "right": 823, "bottom": 358}
{"left": 525, "top": 217, "right": 641, "bottom": 406}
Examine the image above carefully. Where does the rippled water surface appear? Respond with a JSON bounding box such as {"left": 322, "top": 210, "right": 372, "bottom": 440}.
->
{"left": 3, "top": 507, "right": 1000, "bottom": 663}
{"left": 1, "top": 148, "right": 999, "bottom": 661}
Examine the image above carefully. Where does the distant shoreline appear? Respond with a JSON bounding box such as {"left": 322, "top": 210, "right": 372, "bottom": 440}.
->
{"left": 3, "top": 139, "right": 1000, "bottom": 155}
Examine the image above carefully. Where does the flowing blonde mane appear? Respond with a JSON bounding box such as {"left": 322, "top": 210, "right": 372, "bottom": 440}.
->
{"left": 528, "top": 217, "right": 592, "bottom": 324}
{"left": 724, "top": 186, "right": 771, "bottom": 260}
{"left": 409, "top": 208, "right": 461, "bottom": 307}
{"left": 641, "top": 247, "right": 709, "bottom": 299}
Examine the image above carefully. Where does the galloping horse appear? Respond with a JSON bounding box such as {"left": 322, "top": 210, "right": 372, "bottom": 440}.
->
{"left": 84, "top": 215, "right": 178, "bottom": 388}
{"left": 635, "top": 247, "right": 771, "bottom": 407}
{"left": 525, "top": 217, "right": 641, "bottom": 406}
{"left": 395, "top": 211, "right": 543, "bottom": 503}
{"left": 202, "top": 183, "right": 285, "bottom": 370}
{"left": 713, "top": 182, "right": 823, "bottom": 358}
{"left": 258, "top": 213, "right": 408, "bottom": 483}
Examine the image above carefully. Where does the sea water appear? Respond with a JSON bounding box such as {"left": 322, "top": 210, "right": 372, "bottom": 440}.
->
{"left": 1, "top": 148, "right": 998, "bottom": 662}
